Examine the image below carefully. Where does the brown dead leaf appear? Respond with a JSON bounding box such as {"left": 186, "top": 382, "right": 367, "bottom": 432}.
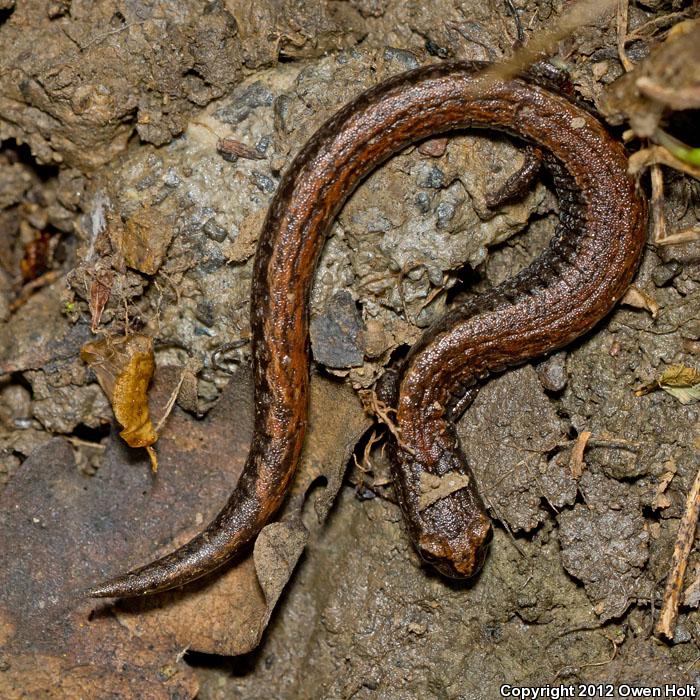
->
{"left": 114, "top": 369, "right": 370, "bottom": 655}
{"left": 0, "top": 438, "right": 198, "bottom": 699}
{"left": 81, "top": 334, "right": 159, "bottom": 470}
{"left": 0, "top": 366, "right": 369, "bottom": 694}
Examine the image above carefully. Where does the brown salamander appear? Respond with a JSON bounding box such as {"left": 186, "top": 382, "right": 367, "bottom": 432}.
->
{"left": 87, "top": 61, "right": 647, "bottom": 597}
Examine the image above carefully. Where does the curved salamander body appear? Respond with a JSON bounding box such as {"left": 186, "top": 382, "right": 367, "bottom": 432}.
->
{"left": 87, "top": 61, "right": 646, "bottom": 597}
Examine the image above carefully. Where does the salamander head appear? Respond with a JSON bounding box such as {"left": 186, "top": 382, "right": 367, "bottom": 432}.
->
{"left": 416, "top": 510, "right": 492, "bottom": 579}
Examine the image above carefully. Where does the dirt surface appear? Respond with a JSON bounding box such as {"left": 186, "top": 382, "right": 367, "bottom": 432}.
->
{"left": 1, "top": 1, "right": 700, "bottom": 699}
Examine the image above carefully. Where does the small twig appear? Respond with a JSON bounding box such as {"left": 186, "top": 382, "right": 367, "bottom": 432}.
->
{"left": 627, "top": 142, "right": 700, "bottom": 247}
{"left": 66, "top": 436, "right": 107, "bottom": 451}
{"left": 504, "top": 0, "right": 525, "bottom": 43}
{"left": 625, "top": 12, "right": 688, "bottom": 42}
{"left": 655, "top": 462, "right": 700, "bottom": 640}
{"left": 651, "top": 164, "right": 668, "bottom": 243}
{"left": 637, "top": 78, "right": 700, "bottom": 111}
{"left": 655, "top": 227, "right": 700, "bottom": 246}
{"left": 80, "top": 21, "right": 145, "bottom": 52}
{"left": 629, "top": 145, "right": 700, "bottom": 181}
{"left": 616, "top": 0, "right": 634, "bottom": 72}
{"left": 569, "top": 430, "right": 591, "bottom": 479}
{"left": 217, "top": 137, "right": 266, "bottom": 161}
{"left": 154, "top": 366, "right": 189, "bottom": 433}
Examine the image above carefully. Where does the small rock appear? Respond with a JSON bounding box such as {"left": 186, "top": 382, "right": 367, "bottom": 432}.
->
{"left": 310, "top": 291, "right": 365, "bottom": 369}
{"left": 536, "top": 352, "right": 568, "bottom": 392}
{"left": 203, "top": 218, "right": 228, "bottom": 243}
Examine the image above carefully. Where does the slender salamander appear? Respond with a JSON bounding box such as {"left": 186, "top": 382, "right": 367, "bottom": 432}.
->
{"left": 87, "top": 61, "right": 647, "bottom": 596}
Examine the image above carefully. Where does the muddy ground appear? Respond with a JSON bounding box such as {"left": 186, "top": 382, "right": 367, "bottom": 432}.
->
{"left": 1, "top": 1, "right": 700, "bottom": 698}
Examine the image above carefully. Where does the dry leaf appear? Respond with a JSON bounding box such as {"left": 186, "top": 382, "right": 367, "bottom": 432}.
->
{"left": 621, "top": 286, "right": 660, "bottom": 319}
{"left": 114, "top": 369, "right": 370, "bottom": 655}
{"left": 0, "top": 439, "right": 199, "bottom": 699}
{"left": 635, "top": 364, "right": 700, "bottom": 404}
{"left": 659, "top": 365, "right": 700, "bottom": 405}
{"left": 655, "top": 227, "right": 700, "bottom": 246}
{"left": 628, "top": 146, "right": 700, "bottom": 182}
{"left": 81, "top": 334, "right": 159, "bottom": 470}
{"left": 0, "top": 367, "right": 368, "bottom": 694}
{"left": 217, "top": 137, "right": 265, "bottom": 161}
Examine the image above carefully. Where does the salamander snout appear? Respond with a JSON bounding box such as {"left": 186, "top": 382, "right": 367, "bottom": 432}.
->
{"left": 416, "top": 510, "right": 493, "bottom": 579}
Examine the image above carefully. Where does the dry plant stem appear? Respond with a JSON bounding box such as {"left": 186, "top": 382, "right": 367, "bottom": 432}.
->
{"left": 637, "top": 77, "right": 700, "bottom": 110}
{"left": 569, "top": 430, "right": 591, "bottom": 479}
{"left": 627, "top": 145, "right": 700, "bottom": 245}
{"left": 656, "top": 463, "right": 700, "bottom": 640}
{"left": 154, "top": 368, "right": 188, "bottom": 433}
{"left": 626, "top": 12, "right": 689, "bottom": 42}
{"left": 483, "top": 0, "right": 616, "bottom": 84}
{"left": 359, "top": 390, "right": 412, "bottom": 454}
{"left": 629, "top": 146, "right": 700, "bottom": 181}
{"left": 656, "top": 227, "right": 700, "bottom": 246}
{"left": 616, "top": 0, "right": 634, "bottom": 71}
{"left": 651, "top": 164, "right": 667, "bottom": 243}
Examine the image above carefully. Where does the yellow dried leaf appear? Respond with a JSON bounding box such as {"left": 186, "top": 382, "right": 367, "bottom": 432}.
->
{"left": 635, "top": 364, "right": 700, "bottom": 405}
{"left": 659, "top": 364, "right": 700, "bottom": 405}
{"left": 659, "top": 364, "right": 700, "bottom": 387}
{"left": 81, "top": 334, "right": 159, "bottom": 470}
